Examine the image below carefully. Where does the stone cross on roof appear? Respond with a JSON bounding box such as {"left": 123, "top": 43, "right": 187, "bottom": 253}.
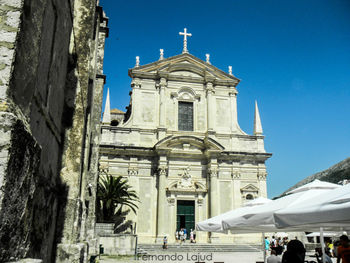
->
{"left": 179, "top": 28, "right": 192, "bottom": 54}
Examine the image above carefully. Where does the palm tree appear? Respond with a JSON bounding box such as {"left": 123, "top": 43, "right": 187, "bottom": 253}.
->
{"left": 97, "top": 172, "right": 139, "bottom": 226}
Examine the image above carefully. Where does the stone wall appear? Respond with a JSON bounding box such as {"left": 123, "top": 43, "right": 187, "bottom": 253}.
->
{"left": 98, "top": 234, "right": 137, "bottom": 256}
{"left": 0, "top": 0, "right": 108, "bottom": 262}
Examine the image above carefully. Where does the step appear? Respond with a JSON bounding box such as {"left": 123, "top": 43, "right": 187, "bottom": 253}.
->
{"left": 137, "top": 243, "right": 262, "bottom": 254}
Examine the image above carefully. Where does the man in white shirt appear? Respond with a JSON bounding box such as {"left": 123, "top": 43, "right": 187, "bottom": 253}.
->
{"left": 267, "top": 249, "right": 282, "bottom": 263}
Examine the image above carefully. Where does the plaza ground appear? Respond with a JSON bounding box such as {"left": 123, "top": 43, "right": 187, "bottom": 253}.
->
{"left": 98, "top": 251, "right": 337, "bottom": 263}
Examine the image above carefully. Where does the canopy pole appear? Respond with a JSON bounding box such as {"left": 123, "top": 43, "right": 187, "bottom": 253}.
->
{"left": 262, "top": 232, "right": 267, "bottom": 263}
{"left": 320, "top": 227, "right": 326, "bottom": 263}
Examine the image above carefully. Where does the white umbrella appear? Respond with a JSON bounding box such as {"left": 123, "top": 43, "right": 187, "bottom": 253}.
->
{"left": 273, "top": 183, "right": 350, "bottom": 263}
{"left": 274, "top": 183, "right": 350, "bottom": 230}
{"left": 305, "top": 232, "right": 341, "bottom": 237}
{"left": 221, "top": 180, "right": 340, "bottom": 263}
{"left": 196, "top": 197, "right": 271, "bottom": 262}
{"left": 286, "top": 180, "right": 341, "bottom": 194}
{"left": 196, "top": 197, "right": 271, "bottom": 233}
{"left": 222, "top": 180, "right": 341, "bottom": 233}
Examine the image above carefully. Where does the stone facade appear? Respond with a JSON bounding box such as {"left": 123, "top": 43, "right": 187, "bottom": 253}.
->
{"left": 0, "top": 0, "right": 108, "bottom": 262}
{"left": 100, "top": 52, "right": 272, "bottom": 244}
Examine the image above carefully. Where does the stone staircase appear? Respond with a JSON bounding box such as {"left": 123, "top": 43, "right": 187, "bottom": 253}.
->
{"left": 137, "top": 243, "right": 262, "bottom": 255}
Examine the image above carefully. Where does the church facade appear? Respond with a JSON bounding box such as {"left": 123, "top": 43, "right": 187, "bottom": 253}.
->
{"left": 99, "top": 45, "right": 272, "bottom": 243}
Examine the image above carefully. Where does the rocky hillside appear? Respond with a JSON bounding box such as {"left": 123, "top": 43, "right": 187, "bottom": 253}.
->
{"left": 282, "top": 157, "right": 350, "bottom": 195}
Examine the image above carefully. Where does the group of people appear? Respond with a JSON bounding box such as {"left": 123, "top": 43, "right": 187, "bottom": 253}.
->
{"left": 175, "top": 228, "right": 196, "bottom": 243}
{"left": 265, "top": 234, "right": 350, "bottom": 263}
{"left": 265, "top": 235, "right": 290, "bottom": 256}
{"left": 163, "top": 228, "right": 197, "bottom": 249}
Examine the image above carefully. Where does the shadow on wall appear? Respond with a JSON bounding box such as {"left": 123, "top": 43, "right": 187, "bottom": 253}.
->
{"left": 0, "top": 0, "right": 78, "bottom": 259}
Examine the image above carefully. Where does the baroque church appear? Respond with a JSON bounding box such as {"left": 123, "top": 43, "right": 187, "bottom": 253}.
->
{"left": 99, "top": 29, "right": 272, "bottom": 244}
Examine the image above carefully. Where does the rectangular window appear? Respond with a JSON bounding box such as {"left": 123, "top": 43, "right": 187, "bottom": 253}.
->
{"left": 178, "top": 101, "right": 193, "bottom": 131}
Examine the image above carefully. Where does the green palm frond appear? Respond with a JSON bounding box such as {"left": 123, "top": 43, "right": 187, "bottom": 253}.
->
{"left": 97, "top": 172, "right": 139, "bottom": 223}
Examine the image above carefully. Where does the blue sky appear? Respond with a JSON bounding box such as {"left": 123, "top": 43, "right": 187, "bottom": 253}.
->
{"left": 99, "top": 0, "right": 350, "bottom": 198}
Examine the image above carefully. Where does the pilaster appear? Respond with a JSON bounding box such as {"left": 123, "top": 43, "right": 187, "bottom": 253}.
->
{"left": 158, "top": 78, "right": 167, "bottom": 128}
{"left": 156, "top": 156, "right": 168, "bottom": 240}
{"left": 131, "top": 78, "right": 141, "bottom": 127}
{"left": 232, "top": 170, "right": 242, "bottom": 209}
{"left": 206, "top": 82, "right": 215, "bottom": 132}
{"left": 229, "top": 88, "right": 238, "bottom": 133}
{"left": 208, "top": 159, "right": 218, "bottom": 218}
{"left": 257, "top": 167, "right": 267, "bottom": 197}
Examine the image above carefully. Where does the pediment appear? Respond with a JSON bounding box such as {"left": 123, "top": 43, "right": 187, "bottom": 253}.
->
{"left": 167, "top": 180, "right": 207, "bottom": 193}
{"left": 241, "top": 184, "right": 259, "bottom": 192}
{"left": 170, "top": 70, "right": 203, "bottom": 78}
{"left": 129, "top": 53, "right": 239, "bottom": 84}
{"left": 154, "top": 135, "right": 225, "bottom": 154}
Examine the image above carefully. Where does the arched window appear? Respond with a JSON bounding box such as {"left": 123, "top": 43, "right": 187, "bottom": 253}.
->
{"left": 246, "top": 194, "right": 254, "bottom": 200}
{"left": 111, "top": 120, "right": 119, "bottom": 126}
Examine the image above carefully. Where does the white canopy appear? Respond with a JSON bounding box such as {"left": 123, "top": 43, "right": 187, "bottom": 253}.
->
{"left": 274, "top": 183, "right": 350, "bottom": 230}
{"left": 286, "top": 179, "right": 341, "bottom": 194}
{"left": 221, "top": 180, "right": 341, "bottom": 233}
{"left": 305, "top": 232, "right": 342, "bottom": 237}
{"left": 196, "top": 197, "right": 271, "bottom": 233}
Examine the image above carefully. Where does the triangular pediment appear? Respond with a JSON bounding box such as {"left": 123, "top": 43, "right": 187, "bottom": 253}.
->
{"left": 240, "top": 184, "right": 259, "bottom": 192}
{"left": 154, "top": 135, "right": 224, "bottom": 155}
{"left": 129, "top": 53, "right": 240, "bottom": 84}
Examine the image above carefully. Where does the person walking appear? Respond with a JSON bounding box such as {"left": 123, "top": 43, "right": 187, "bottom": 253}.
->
{"left": 179, "top": 228, "right": 184, "bottom": 244}
{"left": 163, "top": 236, "right": 168, "bottom": 249}
{"left": 337, "top": 235, "right": 350, "bottom": 263}
{"left": 265, "top": 237, "right": 271, "bottom": 253}
{"left": 327, "top": 239, "right": 334, "bottom": 257}
{"left": 281, "top": 239, "right": 306, "bottom": 263}
{"left": 190, "top": 229, "right": 194, "bottom": 243}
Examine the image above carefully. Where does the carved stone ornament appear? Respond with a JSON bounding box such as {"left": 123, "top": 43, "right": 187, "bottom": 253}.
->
{"left": 166, "top": 180, "right": 207, "bottom": 194}
{"left": 128, "top": 167, "right": 139, "bottom": 176}
{"left": 156, "top": 78, "right": 168, "bottom": 90}
{"left": 99, "top": 163, "right": 109, "bottom": 173}
{"left": 178, "top": 166, "right": 193, "bottom": 188}
{"left": 232, "top": 171, "right": 241, "bottom": 179}
{"left": 257, "top": 172, "right": 267, "bottom": 181}
{"left": 167, "top": 197, "right": 175, "bottom": 206}
{"left": 197, "top": 198, "right": 204, "bottom": 206}
{"left": 206, "top": 82, "right": 214, "bottom": 94}
{"left": 158, "top": 165, "right": 168, "bottom": 176}
{"left": 159, "top": 77, "right": 167, "bottom": 87}
{"left": 131, "top": 78, "right": 141, "bottom": 88}
{"left": 208, "top": 168, "right": 218, "bottom": 177}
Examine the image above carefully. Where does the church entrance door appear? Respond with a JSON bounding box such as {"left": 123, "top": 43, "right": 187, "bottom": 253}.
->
{"left": 176, "top": 200, "right": 195, "bottom": 239}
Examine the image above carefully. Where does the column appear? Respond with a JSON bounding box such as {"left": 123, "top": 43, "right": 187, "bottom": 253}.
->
{"left": 208, "top": 159, "right": 219, "bottom": 217}
{"left": 209, "top": 168, "right": 218, "bottom": 217}
{"left": 257, "top": 166, "right": 268, "bottom": 197}
{"left": 156, "top": 156, "right": 168, "bottom": 241}
{"left": 232, "top": 170, "right": 242, "bottom": 209}
{"left": 159, "top": 78, "right": 167, "bottom": 127}
{"left": 208, "top": 159, "right": 219, "bottom": 242}
{"left": 206, "top": 82, "right": 215, "bottom": 131}
{"left": 229, "top": 89, "right": 238, "bottom": 133}
{"left": 131, "top": 78, "right": 141, "bottom": 127}
{"left": 196, "top": 193, "right": 206, "bottom": 243}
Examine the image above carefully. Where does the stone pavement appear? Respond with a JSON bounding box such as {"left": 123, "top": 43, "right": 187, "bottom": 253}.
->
{"left": 98, "top": 251, "right": 337, "bottom": 263}
{"left": 99, "top": 252, "right": 263, "bottom": 263}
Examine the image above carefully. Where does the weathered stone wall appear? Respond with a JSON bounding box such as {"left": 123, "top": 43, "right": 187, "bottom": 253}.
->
{"left": 98, "top": 234, "right": 137, "bottom": 255}
{"left": 0, "top": 0, "right": 108, "bottom": 262}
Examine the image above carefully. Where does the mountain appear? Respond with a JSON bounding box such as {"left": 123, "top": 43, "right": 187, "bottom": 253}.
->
{"left": 281, "top": 157, "right": 350, "bottom": 196}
